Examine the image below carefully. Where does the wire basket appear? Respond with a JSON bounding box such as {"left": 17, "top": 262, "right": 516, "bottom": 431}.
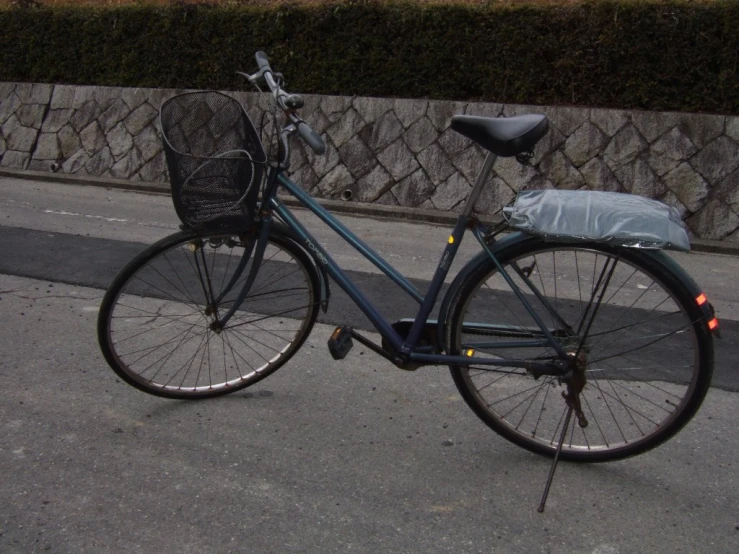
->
{"left": 160, "top": 91, "right": 267, "bottom": 232}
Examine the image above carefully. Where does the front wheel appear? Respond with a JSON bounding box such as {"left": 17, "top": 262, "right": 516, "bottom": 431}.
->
{"left": 98, "top": 228, "right": 320, "bottom": 399}
{"left": 446, "top": 236, "right": 714, "bottom": 462}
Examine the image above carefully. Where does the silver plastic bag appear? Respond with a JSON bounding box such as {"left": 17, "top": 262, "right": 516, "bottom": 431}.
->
{"left": 503, "top": 190, "right": 690, "bottom": 251}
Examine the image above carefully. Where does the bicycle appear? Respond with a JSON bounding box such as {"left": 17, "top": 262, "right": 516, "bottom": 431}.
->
{"left": 97, "top": 52, "right": 720, "bottom": 510}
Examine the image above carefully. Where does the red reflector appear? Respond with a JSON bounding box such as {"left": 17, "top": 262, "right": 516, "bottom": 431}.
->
{"left": 696, "top": 293, "right": 707, "bottom": 306}
{"left": 708, "top": 318, "right": 719, "bottom": 330}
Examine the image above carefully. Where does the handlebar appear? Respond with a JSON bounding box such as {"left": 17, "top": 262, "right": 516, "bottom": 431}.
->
{"left": 250, "top": 51, "right": 326, "bottom": 155}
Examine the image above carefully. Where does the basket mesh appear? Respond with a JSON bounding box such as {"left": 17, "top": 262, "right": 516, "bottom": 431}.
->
{"left": 160, "top": 91, "right": 266, "bottom": 231}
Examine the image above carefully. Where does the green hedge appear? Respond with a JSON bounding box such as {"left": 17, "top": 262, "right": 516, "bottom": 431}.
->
{"left": 1, "top": 1, "right": 738, "bottom": 113}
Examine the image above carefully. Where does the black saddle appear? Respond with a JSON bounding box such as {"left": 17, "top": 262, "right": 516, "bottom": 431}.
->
{"left": 450, "top": 114, "right": 549, "bottom": 157}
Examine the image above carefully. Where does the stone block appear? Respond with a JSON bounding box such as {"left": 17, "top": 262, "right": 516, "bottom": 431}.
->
{"left": 303, "top": 108, "right": 331, "bottom": 135}
{"left": 124, "top": 103, "right": 158, "bottom": 136}
{"left": 359, "top": 110, "right": 404, "bottom": 153}
{"left": 17, "top": 104, "right": 46, "bottom": 129}
{"left": 677, "top": 113, "right": 724, "bottom": 149}
{"left": 93, "top": 86, "right": 123, "bottom": 111}
{"left": 579, "top": 157, "right": 621, "bottom": 193}
{"left": 465, "top": 102, "right": 504, "bottom": 118}
{"left": 120, "top": 88, "right": 152, "bottom": 110}
{"left": 60, "top": 148, "right": 90, "bottom": 174}
{"left": 727, "top": 117, "right": 739, "bottom": 142}
{"left": 392, "top": 169, "right": 435, "bottom": 207}
{"left": 545, "top": 106, "right": 590, "bottom": 136}
{"left": 133, "top": 124, "right": 162, "bottom": 162}
{"left": 58, "top": 125, "right": 82, "bottom": 159}
{"left": 0, "top": 83, "right": 14, "bottom": 99}
{"left": 452, "top": 146, "right": 484, "bottom": 184}
{"left": 110, "top": 147, "right": 145, "bottom": 179}
{"left": 393, "top": 98, "right": 427, "bottom": 129}
{"left": 603, "top": 124, "right": 648, "bottom": 170}
{"left": 493, "top": 156, "right": 541, "bottom": 192}
{"left": 563, "top": 121, "right": 608, "bottom": 167}
{"left": 377, "top": 138, "right": 419, "bottom": 181}
{"left": 539, "top": 150, "right": 584, "bottom": 190}
{"left": 32, "top": 133, "right": 60, "bottom": 160}
{"left": 531, "top": 125, "right": 566, "bottom": 165}
{"left": 351, "top": 163, "right": 393, "bottom": 202}
{"left": 5, "top": 122, "right": 38, "bottom": 152}
{"left": 14, "top": 84, "right": 33, "bottom": 103}
{"left": 85, "top": 146, "right": 114, "bottom": 175}
{"left": 416, "top": 142, "right": 455, "bottom": 186}
{"left": 80, "top": 121, "right": 107, "bottom": 155}
{"left": 50, "top": 85, "right": 77, "bottom": 109}
{"left": 403, "top": 117, "right": 438, "bottom": 154}
{"left": 0, "top": 93, "right": 22, "bottom": 126}
{"left": 375, "top": 190, "right": 400, "bottom": 206}
{"left": 338, "top": 135, "right": 374, "bottom": 178}
{"left": 306, "top": 138, "right": 340, "bottom": 179}
{"left": 631, "top": 110, "right": 678, "bottom": 143}
{"left": 107, "top": 122, "right": 134, "bottom": 159}
{"left": 70, "top": 100, "right": 103, "bottom": 133}
{"left": 647, "top": 127, "right": 697, "bottom": 176}
{"left": 474, "top": 177, "right": 516, "bottom": 215}
{"left": 72, "top": 87, "right": 95, "bottom": 110}
{"left": 437, "top": 127, "right": 469, "bottom": 157}
{"left": 429, "top": 171, "right": 471, "bottom": 211}
{"left": 137, "top": 151, "right": 168, "bottom": 183}
{"left": 426, "top": 100, "right": 466, "bottom": 132}
{"left": 285, "top": 163, "right": 319, "bottom": 193}
{"left": 0, "top": 150, "right": 29, "bottom": 168}
{"left": 325, "top": 108, "right": 365, "bottom": 149}
{"left": 590, "top": 108, "right": 630, "bottom": 137}
{"left": 316, "top": 163, "right": 353, "bottom": 198}
{"left": 353, "top": 97, "right": 393, "bottom": 125}
{"left": 320, "top": 95, "right": 353, "bottom": 123}
{"left": 27, "top": 160, "right": 56, "bottom": 172}
{"left": 685, "top": 198, "right": 739, "bottom": 240}
{"left": 502, "top": 104, "right": 540, "bottom": 117}
{"left": 99, "top": 99, "right": 131, "bottom": 133}
{"left": 663, "top": 162, "right": 709, "bottom": 212}
{"left": 29, "top": 84, "right": 53, "bottom": 105}
{"left": 41, "top": 109, "right": 74, "bottom": 133}
{"left": 689, "top": 136, "right": 739, "bottom": 186}
{"left": 660, "top": 190, "right": 689, "bottom": 219}
{"left": 0, "top": 134, "right": 5, "bottom": 157}
{"left": 614, "top": 156, "right": 665, "bottom": 198}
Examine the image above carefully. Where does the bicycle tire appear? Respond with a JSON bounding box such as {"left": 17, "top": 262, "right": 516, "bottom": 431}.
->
{"left": 445, "top": 235, "right": 714, "bottom": 462}
{"left": 98, "top": 227, "right": 320, "bottom": 399}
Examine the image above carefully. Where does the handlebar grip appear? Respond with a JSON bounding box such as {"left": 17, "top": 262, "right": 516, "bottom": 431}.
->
{"left": 255, "top": 51, "right": 271, "bottom": 72}
{"left": 298, "top": 122, "right": 326, "bottom": 155}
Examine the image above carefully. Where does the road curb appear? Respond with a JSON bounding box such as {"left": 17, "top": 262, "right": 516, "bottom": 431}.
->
{"left": 2, "top": 167, "right": 738, "bottom": 256}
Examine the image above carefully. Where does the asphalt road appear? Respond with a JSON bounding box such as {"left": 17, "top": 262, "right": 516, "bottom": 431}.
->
{"left": 1, "top": 178, "right": 738, "bottom": 553}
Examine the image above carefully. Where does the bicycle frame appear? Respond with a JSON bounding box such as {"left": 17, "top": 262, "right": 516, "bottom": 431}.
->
{"left": 237, "top": 152, "right": 571, "bottom": 374}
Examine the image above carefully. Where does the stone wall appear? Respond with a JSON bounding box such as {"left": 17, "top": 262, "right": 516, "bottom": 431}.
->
{"left": 1, "top": 82, "right": 738, "bottom": 242}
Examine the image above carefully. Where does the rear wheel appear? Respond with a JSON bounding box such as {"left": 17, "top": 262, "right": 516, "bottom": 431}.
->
{"left": 98, "top": 228, "right": 320, "bottom": 399}
{"left": 446, "top": 237, "right": 713, "bottom": 462}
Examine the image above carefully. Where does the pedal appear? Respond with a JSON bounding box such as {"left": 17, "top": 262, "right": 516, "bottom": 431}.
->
{"left": 328, "top": 326, "right": 353, "bottom": 360}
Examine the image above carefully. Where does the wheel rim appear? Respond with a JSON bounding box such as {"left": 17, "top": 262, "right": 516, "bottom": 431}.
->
{"left": 454, "top": 246, "right": 701, "bottom": 457}
{"left": 105, "top": 234, "right": 315, "bottom": 395}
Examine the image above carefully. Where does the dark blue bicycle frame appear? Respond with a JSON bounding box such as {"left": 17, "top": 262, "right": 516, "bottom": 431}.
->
{"left": 254, "top": 167, "right": 568, "bottom": 374}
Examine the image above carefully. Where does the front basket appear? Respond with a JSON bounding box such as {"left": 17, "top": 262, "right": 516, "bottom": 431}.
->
{"left": 160, "top": 91, "right": 267, "bottom": 232}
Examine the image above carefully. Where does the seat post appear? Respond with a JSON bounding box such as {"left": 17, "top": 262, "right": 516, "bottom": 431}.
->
{"left": 461, "top": 152, "right": 498, "bottom": 217}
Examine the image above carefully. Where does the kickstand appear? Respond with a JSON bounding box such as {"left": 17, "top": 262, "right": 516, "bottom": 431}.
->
{"left": 537, "top": 406, "right": 573, "bottom": 513}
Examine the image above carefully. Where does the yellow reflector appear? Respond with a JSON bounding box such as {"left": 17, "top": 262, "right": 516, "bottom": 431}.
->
{"left": 708, "top": 318, "right": 719, "bottom": 330}
{"left": 466, "top": 349, "right": 475, "bottom": 357}
{"left": 696, "top": 293, "right": 707, "bottom": 306}
{"left": 448, "top": 236, "right": 454, "bottom": 244}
